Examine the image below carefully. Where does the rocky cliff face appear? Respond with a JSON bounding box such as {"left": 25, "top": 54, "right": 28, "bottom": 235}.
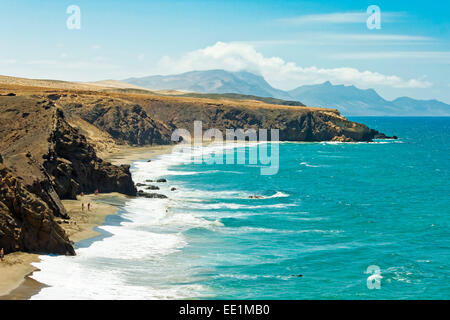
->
{"left": 0, "top": 95, "right": 136, "bottom": 255}
{"left": 0, "top": 158, "right": 74, "bottom": 255}
{"left": 44, "top": 108, "right": 137, "bottom": 199}
{"left": 65, "top": 102, "right": 173, "bottom": 145}
{"left": 136, "top": 98, "right": 389, "bottom": 143}
{"left": 64, "top": 93, "right": 391, "bottom": 145}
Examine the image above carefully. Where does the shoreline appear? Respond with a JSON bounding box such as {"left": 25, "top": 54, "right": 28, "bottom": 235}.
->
{"left": 0, "top": 144, "right": 174, "bottom": 300}
{"left": 0, "top": 140, "right": 396, "bottom": 299}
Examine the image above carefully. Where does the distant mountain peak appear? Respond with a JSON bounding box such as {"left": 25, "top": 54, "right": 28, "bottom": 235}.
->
{"left": 124, "top": 69, "right": 293, "bottom": 100}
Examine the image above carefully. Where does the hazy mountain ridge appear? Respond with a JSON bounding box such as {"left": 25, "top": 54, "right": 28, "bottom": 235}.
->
{"left": 124, "top": 70, "right": 293, "bottom": 100}
{"left": 125, "top": 71, "right": 450, "bottom": 116}
{"left": 288, "top": 81, "right": 450, "bottom": 116}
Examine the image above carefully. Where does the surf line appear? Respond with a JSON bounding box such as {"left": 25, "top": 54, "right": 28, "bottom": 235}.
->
{"left": 179, "top": 304, "right": 214, "bottom": 318}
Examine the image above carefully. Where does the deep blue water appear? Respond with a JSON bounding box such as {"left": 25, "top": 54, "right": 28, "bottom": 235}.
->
{"left": 31, "top": 117, "right": 449, "bottom": 300}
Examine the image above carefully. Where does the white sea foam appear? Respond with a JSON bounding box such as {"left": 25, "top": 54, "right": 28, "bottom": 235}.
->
{"left": 267, "top": 191, "right": 289, "bottom": 198}
{"left": 175, "top": 188, "right": 248, "bottom": 200}
{"left": 212, "top": 274, "right": 292, "bottom": 281}
{"left": 182, "top": 202, "right": 297, "bottom": 210}
{"left": 30, "top": 194, "right": 206, "bottom": 299}
{"left": 31, "top": 142, "right": 259, "bottom": 299}
{"left": 300, "top": 162, "right": 326, "bottom": 168}
{"left": 319, "top": 139, "right": 403, "bottom": 145}
{"left": 132, "top": 142, "right": 251, "bottom": 183}
{"left": 222, "top": 226, "right": 342, "bottom": 235}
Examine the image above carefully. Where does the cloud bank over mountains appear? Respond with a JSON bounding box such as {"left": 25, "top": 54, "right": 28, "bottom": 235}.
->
{"left": 156, "top": 41, "right": 432, "bottom": 91}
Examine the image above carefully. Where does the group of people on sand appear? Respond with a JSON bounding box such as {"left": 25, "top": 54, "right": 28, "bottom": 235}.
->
{"left": 80, "top": 189, "right": 99, "bottom": 212}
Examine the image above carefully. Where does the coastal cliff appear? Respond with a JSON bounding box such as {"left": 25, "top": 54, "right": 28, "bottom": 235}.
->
{"left": 0, "top": 156, "right": 74, "bottom": 255}
{"left": 0, "top": 94, "right": 136, "bottom": 255}
{"left": 61, "top": 91, "right": 390, "bottom": 144}
{"left": 0, "top": 82, "right": 395, "bottom": 255}
{"left": 44, "top": 108, "right": 137, "bottom": 199}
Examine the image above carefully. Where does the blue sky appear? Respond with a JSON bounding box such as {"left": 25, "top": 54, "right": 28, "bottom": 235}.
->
{"left": 1, "top": 0, "right": 449, "bottom": 103}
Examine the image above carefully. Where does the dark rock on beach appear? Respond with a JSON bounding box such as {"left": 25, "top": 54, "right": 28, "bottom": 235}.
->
{"left": 137, "top": 190, "right": 168, "bottom": 199}
{"left": 146, "top": 185, "right": 160, "bottom": 190}
{"left": 157, "top": 178, "right": 167, "bottom": 183}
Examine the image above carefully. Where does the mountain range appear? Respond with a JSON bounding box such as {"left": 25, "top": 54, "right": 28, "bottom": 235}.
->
{"left": 124, "top": 70, "right": 450, "bottom": 116}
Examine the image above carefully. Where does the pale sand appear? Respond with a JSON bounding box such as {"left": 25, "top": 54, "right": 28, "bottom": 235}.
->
{"left": 0, "top": 253, "right": 40, "bottom": 298}
{"left": 0, "top": 144, "right": 173, "bottom": 300}
{"left": 104, "top": 144, "right": 175, "bottom": 166}
{"left": 60, "top": 192, "right": 126, "bottom": 243}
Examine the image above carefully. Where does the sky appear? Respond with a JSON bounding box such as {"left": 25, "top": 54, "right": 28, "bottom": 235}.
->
{"left": 1, "top": 0, "right": 449, "bottom": 103}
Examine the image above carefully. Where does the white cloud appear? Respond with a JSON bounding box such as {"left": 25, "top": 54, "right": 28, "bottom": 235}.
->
{"left": 280, "top": 11, "right": 404, "bottom": 25}
{"left": 156, "top": 41, "right": 432, "bottom": 89}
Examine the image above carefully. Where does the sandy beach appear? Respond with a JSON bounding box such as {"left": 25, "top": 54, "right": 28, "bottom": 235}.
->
{"left": 104, "top": 144, "right": 175, "bottom": 166}
{"left": 0, "top": 252, "right": 40, "bottom": 298}
{"left": 0, "top": 145, "right": 171, "bottom": 300}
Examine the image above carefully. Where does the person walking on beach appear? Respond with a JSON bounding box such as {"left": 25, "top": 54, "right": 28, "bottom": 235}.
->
{"left": 94, "top": 189, "right": 99, "bottom": 196}
{"left": 0, "top": 248, "right": 4, "bottom": 261}
{"left": 87, "top": 203, "right": 91, "bottom": 211}
{"left": 82, "top": 203, "right": 84, "bottom": 211}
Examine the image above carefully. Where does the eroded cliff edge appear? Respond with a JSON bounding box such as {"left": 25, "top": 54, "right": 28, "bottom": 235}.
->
{"left": 0, "top": 95, "right": 136, "bottom": 255}
{"left": 61, "top": 91, "right": 392, "bottom": 144}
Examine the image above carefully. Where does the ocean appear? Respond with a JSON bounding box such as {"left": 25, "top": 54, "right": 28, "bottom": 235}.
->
{"left": 30, "top": 117, "right": 450, "bottom": 299}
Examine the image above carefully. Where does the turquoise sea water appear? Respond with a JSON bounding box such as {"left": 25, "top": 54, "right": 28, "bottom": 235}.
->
{"left": 31, "top": 117, "right": 449, "bottom": 299}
